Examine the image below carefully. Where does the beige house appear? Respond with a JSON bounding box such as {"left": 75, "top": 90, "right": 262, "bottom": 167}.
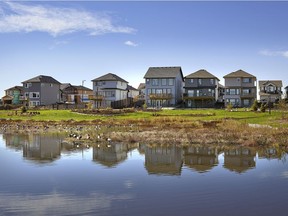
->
{"left": 259, "top": 80, "right": 283, "bottom": 103}
{"left": 223, "top": 70, "right": 257, "bottom": 107}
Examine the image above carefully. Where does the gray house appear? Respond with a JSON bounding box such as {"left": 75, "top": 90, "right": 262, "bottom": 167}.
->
{"left": 144, "top": 67, "right": 184, "bottom": 107}
{"left": 259, "top": 80, "right": 283, "bottom": 103}
{"left": 223, "top": 70, "right": 257, "bottom": 107}
{"left": 22, "top": 75, "right": 61, "bottom": 107}
{"left": 91, "top": 73, "right": 129, "bottom": 108}
{"left": 183, "top": 69, "right": 220, "bottom": 108}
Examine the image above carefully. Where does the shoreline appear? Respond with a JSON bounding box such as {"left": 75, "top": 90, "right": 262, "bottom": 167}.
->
{"left": 1, "top": 118, "right": 288, "bottom": 148}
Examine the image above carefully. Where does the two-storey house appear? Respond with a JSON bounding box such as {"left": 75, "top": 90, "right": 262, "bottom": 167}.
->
{"left": 183, "top": 69, "right": 220, "bottom": 108}
{"left": 144, "top": 67, "right": 184, "bottom": 107}
{"left": 91, "top": 73, "right": 128, "bottom": 108}
{"left": 259, "top": 80, "right": 283, "bottom": 103}
{"left": 22, "top": 75, "right": 61, "bottom": 107}
{"left": 223, "top": 70, "right": 257, "bottom": 107}
{"left": 60, "top": 83, "right": 93, "bottom": 104}
{"left": 1, "top": 86, "right": 24, "bottom": 105}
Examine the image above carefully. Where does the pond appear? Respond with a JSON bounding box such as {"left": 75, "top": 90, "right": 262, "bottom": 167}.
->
{"left": 0, "top": 133, "right": 288, "bottom": 216}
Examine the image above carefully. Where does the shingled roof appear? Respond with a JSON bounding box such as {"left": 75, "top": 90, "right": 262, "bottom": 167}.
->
{"left": 144, "top": 67, "right": 184, "bottom": 81}
{"left": 92, "top": 73, "right": 128, "bottom": 83}
{"left": 22, "top": 75, "right": 61, "bottom": 84}
{"left": 259, "top": 80, "right": 283, "bottom": 87}
{"left": 224, "top": 70, "right": 256, "bottom": 78}
{"left": 185, "top": 69, "right": 220, "bottom": 80}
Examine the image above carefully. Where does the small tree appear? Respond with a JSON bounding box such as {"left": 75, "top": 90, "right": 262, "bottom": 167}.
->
{"left": 251, "top": 100, "right": 258, "bottom": 112}
{"left": 277, "top": 99, "right": 287, "bottom": 119}
{"left": 260, "top": 103, "right": 267, "bottom": 112}
{"left": 226, "top": 102, "right": 233, "bottom": 111}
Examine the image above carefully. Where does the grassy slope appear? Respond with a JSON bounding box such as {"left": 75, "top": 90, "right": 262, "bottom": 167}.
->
{"left": 0, "top": 109, "right": 287, "bottom": 127}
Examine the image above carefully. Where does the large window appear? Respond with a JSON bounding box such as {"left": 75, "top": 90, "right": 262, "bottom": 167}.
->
{"left": 161, "top": 79, "right": 167, "bottom": 86}
{"left": 243, "top": 99, "right": 250, "bottom": 106}
{"left": 210, "top": 79, "right": 214, "bottom": 85}
{"left": 188, "top": 90, "right": 194, "bottom": 97}
{"left": 152, "top": 79, "right": 159, "bottom": 86}
{"left": 24, "top": 83, "right": 32, "bottom": 88}
{"left": 227, "top": 88, "right": 240, "bottom": 95}
{"left": 242, "top": 89, "right": 251, "bottom": 95}
{"left": 168, "top": 79, "right": 174, "bottom": 86}
{"left": 198, "top": 79, "right": 202, "bottom": 85}
{"left": 243, "top": 78, "right": 251, "bottom": 83}
{"left": 29, "top": 92, "right": 40, "bottom": 98}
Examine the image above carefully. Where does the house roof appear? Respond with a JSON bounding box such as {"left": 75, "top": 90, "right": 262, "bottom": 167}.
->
{"left": 144, "top": 67, "right": 184, "bottom": 81}
{"left": 60, "top": 83, "right": 71, "bottom": 90}
{"left": 91, "top": 73, "right": 128, "bottom": 83}
{"left": 127, "top": 85, "right": 138, "bottom": 91}
{"left": 223, "top": 70, "right": 256, "bottom": 78}
{"left": 22, "top": 75, "right": 61, "bottom": 84}
{"left": 185, "top": 69, "right": 220, "bottom": 81}
{"left": 259, "top": 80, "right": 283, "bottom": 87}
{"left": 5, "top": 86, "right": 24, "bottom": 91}
{"left": 138, "top": 83, "right": 145, "bottom": 90}
{"left": 61, "top": 84, "right": 93, "bottom": 92}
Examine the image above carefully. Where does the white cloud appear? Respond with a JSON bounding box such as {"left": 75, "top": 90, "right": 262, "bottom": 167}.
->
{"left": 124, "top": 40, "right": 138, "bottom": 47}
{"left": 259, "top": 49, "right": 288, "bottom": 59}
{"left": 0, "top": 1, "right": 135, "bottom": 37}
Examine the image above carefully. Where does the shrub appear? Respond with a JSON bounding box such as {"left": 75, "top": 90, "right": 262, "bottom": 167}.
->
{"left": 226, "top": 103, "right": 233, "bottom": 111}
{"left": 260, "top": 103, "right": 267, "bottom": 112}
{"left": 251, "top": 100, "right": 258, "bottom": 112}
{"left": 21, "top": 106, "right": 27, "bottom": 113}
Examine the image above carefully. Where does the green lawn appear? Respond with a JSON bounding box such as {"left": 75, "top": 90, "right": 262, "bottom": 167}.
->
{"left": 0, "top": 108, "right": 287, "bottom": 127}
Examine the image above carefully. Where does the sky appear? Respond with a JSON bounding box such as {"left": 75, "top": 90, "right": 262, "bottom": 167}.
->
{"left": 1, "top": 1, "right": 288, "bottom": 97}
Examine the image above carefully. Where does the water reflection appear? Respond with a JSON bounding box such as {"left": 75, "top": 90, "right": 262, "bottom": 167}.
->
{"left": 183, "top": 146, "right": 219, "bottom": 173}
{"left": 1, "top": 133, "right": 287, "bottom": 174}
{"left": 144, "top": 145, "right": 183, "bottom": 175}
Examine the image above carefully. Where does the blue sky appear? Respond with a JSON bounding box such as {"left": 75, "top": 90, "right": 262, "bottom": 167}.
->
{"left": 1, "top": 1, "right": 288, "bottom": 97}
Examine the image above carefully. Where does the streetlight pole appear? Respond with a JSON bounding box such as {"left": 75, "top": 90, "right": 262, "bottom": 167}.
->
{"left": 82, "top": 80, "right": 86, "bottom": 104}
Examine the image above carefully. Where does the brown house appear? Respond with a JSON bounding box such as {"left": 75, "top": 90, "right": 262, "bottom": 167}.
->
{"left": 259, "top": 80, "right": 283, "bottom": 103}
{"left": 61, "top": 83, "right": 93, "bottom": 104}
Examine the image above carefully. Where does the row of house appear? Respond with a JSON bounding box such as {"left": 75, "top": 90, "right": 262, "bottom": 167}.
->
{"left": 2, "top": 67, "right": 287, "bottom": 108}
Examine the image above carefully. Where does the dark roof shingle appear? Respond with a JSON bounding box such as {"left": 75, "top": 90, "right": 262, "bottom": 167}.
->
{"left": 259, "top": 80, "right": 283, "bottom": 87}
{"left": 22, "top": 75, "right": 61, "bottom": 84}
{"left": 224, "top": 70, "right": 256, "bottom": 78}
{"left": 92, "top": 73, "right": 128, "bottom": 83}
{"left": 185, "top": 69, "right": 220, "bottom": 80}
{"left": 144, "top": 67, "right": 184, "bottom": 81}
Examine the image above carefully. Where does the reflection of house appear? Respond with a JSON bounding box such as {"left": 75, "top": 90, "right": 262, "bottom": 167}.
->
{"left": 145, "top": 145, "right": 183, "bottom": 175}
{"left": 91, "top": 73, "right": 129, "bottom": 108}
{"left": 61, "top": 83, "right": 93, "bottom": 104}
{"left": 93, "top": 143, "right": 128, "bottom": 167}
{"left": 183, "top": 69, "right": 220, "bottom": 108}
{"left": 259, "top": 80, "right": 283, "bottom": 103}
{"left": 144, "top": 67, "right": 184, "bottom": 107}
{"left": 258, "top": 148, "right": 284, "bottom": 160}
{"left": 23, "top": 134, "right": 62, "bottom": 163}
{"left": 1, "top": 86, "right": 24, "bottom": 105}
{"left": 183, "top": 146, "right": 219, "bottom": 173}
{"left": 223, "top": 148, "right": 256, "bottom": 173}
{"left": 3, "top": 134, "right": 29, "bottom": 151}
{"left": 223, "top": 70, "right": 257, "bottom": 108}
{"left": 22, "top": 75, "right": 61, "bottom": 107}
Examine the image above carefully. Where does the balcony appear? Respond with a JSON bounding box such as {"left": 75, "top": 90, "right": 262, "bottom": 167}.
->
{"left": 240, "top": 93, "right": 255, "bottom": 98}
{"left": 260, "top": 90, "right": 282, "bottom": 95}
{"left": 89, "top": 95, "right": 104, "bottom": 101}
{"left": 149, "top": 93, "right": 173, "bottom": 100}
{"left": 183, "top": 93, "right": 214, "bottom": 100}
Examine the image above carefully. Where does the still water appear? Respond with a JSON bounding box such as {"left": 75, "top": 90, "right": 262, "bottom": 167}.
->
{"left": 0, "top": 133, "right": 288, "bottom": 216}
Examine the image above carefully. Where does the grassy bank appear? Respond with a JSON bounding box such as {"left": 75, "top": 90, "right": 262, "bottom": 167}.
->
{"left": 0, "top": 108, "right": 287, "bottom": 147}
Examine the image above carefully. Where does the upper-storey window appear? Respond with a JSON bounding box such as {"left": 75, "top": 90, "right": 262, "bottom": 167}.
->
{"left": 168, "top": 79, "right": 174, "bottom": 86}
{"left": 152, "top": 79, "right": 159, "bottom": 86}
{"left": 25, "top": 83, "right": 32, "bottom": 88}
{"left": 161, "top": 79, "right": 167, "bottom": 86}
{"left": 190, "top": 79, "right": 194, "bottom": 83}
{"left": 210, "top": 79, "right": 214, "bottom": 85}
{"left": 146, "top": 79, "right": 150, "bottom": 84}
{"left": 243, "top": 78, "right": 251, "bottom": 83}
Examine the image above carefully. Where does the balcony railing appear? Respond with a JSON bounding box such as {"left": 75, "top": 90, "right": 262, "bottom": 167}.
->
{"left": 183, "top": 93, "right": 215, "bottom": 100}
{"left": 89, "top": 95, "right": 104, "bottom": 101}
{"left": 149, "top": 93, "right": 173, "bottom": 100}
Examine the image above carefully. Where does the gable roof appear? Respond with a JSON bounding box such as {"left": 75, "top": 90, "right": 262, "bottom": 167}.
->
{"left": 22, "top": 75, "right": 61, "bottom": 84}
{"left": 224, "top": 70, "right": 256, "bottom": 78}
{"left": 138, "top": 83, "right": 145, "bottom": 90}
{"left": 92, "top": 73, "right": 128, "bottom": 83}
{"left": 127, "top": 85, "right": 138, "bottom": 91}
{"left": 144, "top": 67, "right": 184, "bottom": 81}
{"left": 185, "top": 69, "right": 220, "bottom": 81}
{"left": 5, "top": 86, "right": 24, "bottom": 92}
{"left": 259, "top": 80, "right": 283, "bottom": 87}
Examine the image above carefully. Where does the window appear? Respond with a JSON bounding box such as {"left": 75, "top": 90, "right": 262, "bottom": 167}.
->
{"left": 161, "top": 79, "right": 167, "bottom": 86}
{"left": 24, "top": 83, "right": 32, "bottom": 88}
{"left": 267, "top": 86, "right": 275, "bottom": 92}
{"left": 50, "top": 83, "right": 53, "bottom": 87}
{"left": 147, "top": 89, "right": 151, "bottom": 94}
{"left": 163, "top": 89, "right": 167, "bottom": 94}
{"left": 156, "top": 89, "right": 162, "bottom": 94}
{"left": 188, "top": 90, "right": 194, "bottom": 97}
{"left": 168, "top": 79, "right": 174, "bottom": 86}
{"left": 242, "top": 89, "right": 250, "bottom": 95}
{"left": 198, "top": 79, "right": 202, "bottom": 85}
{"left": 228, "top": 89, "right": 239, "bottom": 95}
{"left": 152, "top": 79, "right": 159, "bottom": 86}
{"left": 167, "top": 89, "right": 172, "bottom": 94}
{"left": 210, "top": 79, "right": 214, "bottom": 85}
{"left": 146, "top": 79, "right": 150, "bottom": 84}
{"left": 151, "top": 89, "right": 156, "bottom": 94}
{"left": 243, "top": 78, "right": 251, "bottom": 83}
{"left": 29, "top": 92, "right": 40, "bottom": 98}
{"left": 190, "top": 79, "right": 194, "bottom": 83}
{"left": 243, "top": 99, "right": 250, "bottom": 106}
